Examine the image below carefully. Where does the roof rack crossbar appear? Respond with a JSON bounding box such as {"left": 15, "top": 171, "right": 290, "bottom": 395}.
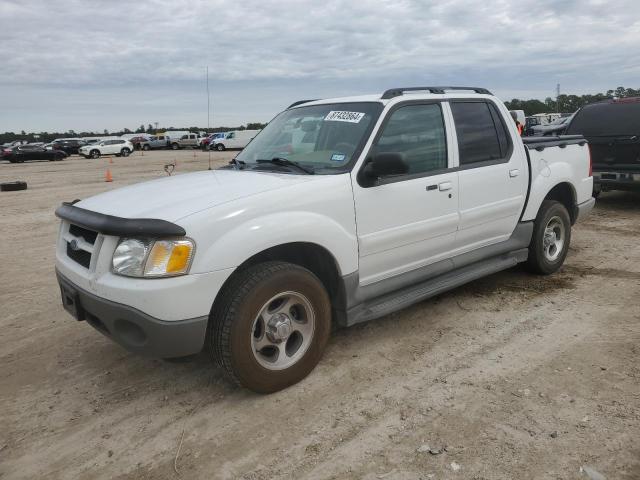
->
{"left": 381, "top": 86, "right": 492, "bottom": 100}
{"left": 287, "top": 99, "right": 320, "bottom": 109}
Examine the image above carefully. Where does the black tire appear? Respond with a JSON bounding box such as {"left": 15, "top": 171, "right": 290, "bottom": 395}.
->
{"left": 526, "top": 200, "right": 571, "bottom": 275}
{"left": 171, "top": 143, "right": 179, "bottom": 150}
{"left": 208, "top": 261, "right": 331, "bottom": 393}
{"left": 215, "top": 143, "right": 225, "bottom": 151}
{"left": 84, "top": 155, "right": 91, "bottom": 159}
{"left": 90, "top": 149, "right": 100, "bottom": 159}
{"left": 1, "top": 181, "right": 27, "bottom": 191}
{"left": 143, "top": 144, "right": 150, "bottom": 151}
{"left": 121, "top": 148, "right": 131, "bottom": 157}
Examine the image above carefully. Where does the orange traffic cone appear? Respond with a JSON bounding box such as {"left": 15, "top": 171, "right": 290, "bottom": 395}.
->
{"left": 109, "top": 157, "right": 114, "bottom": 164}
{"left": 105, "top": 169, "right": 113, "bottom": 182}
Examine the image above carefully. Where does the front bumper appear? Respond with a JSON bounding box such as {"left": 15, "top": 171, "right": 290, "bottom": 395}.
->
{"left": 57, "top": 270, "right": 208, "bottom": 358}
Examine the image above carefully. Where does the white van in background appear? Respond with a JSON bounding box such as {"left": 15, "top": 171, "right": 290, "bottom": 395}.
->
{"left": 509, "top": 110, "right": 526, "bottom": 127}
{"left": 211, "top": 129, "right": 260, "bottom": 151}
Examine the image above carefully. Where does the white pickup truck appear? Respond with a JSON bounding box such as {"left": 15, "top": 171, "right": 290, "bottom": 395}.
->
{"left": 55, "top": 86, "right": 594, "bottom": 393}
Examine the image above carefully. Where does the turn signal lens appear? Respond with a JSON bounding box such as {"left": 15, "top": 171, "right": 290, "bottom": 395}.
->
{"left": 143, "top": 239, "right": 195, "bottom": 277}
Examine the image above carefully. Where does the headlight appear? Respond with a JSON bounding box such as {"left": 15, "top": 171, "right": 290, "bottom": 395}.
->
{"left": 112, "top": 238, "right": 195, "bottom": 278}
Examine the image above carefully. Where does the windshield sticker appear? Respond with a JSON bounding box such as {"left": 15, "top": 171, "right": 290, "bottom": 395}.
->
{"left": 331, "top": 153, "right": 346, "bottom": 162}
{"left": 324, "top": 111, "right": 365, "bottom": 123}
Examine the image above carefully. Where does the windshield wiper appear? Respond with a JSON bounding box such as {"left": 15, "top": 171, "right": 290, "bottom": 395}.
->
{"left": 229, "top": 158, "right": 246, "bottom": 170}
{"left": 255, "top": 157, "right": 314, "bottom": 175}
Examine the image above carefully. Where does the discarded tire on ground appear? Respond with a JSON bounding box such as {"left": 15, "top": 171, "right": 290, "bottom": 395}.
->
{"left": 1, "top": 181, "right": 28, "bottom": 192}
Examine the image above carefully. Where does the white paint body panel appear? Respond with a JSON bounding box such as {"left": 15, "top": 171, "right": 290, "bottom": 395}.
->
{"left": 455, "top": 100, "right": 530, "bottom": 253}
{"left": 522, "top": 142, "right": 593, "bottom": 221}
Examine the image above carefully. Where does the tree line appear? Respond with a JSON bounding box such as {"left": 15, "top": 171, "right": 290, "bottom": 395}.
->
{"left": 504, "top": 86, "right": 639, "bottom": 116}
{"left": 0, "top": 122, "right": 268, "bottom": 144}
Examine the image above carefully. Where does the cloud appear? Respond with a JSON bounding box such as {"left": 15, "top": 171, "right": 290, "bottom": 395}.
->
{"left": 0, "top": 0, "right": 639, "bottom": 131}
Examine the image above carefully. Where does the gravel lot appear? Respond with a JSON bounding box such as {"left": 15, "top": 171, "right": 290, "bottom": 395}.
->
{"left": 1, "top": 150, "right": 639, "bottom": 480}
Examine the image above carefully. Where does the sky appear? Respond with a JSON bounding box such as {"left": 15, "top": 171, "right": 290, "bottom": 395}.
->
{"left": 1, "top": 0, "right": 639, "bottom": 133}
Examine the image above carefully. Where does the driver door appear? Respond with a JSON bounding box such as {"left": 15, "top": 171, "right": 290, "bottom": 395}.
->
{"left": 352, "top": 102, "right": 459, "bottom": 286}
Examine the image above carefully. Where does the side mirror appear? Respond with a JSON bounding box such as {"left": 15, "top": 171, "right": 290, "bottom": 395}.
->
{"left": 359, "top": 152, "right": 408, "bottom": 186}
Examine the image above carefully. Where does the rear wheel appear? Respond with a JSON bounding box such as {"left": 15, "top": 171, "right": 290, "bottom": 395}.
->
{"left": 209, "top": 261, "right": 331, "bottom": 393}
{"left": 526, "top": 200, "right": 571, "bottom": 275}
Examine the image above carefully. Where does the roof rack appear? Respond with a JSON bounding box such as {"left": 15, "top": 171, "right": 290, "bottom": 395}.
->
{"left": 381, "top": 86, "right": 492, "bottom": 100}
{"left": 287, "top": 99, "right": 319, "bottom": 109}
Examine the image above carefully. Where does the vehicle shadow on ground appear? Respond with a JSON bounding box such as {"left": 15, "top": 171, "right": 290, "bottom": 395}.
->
{"left": 72, "top": 262, "right": 577, "bottom": 401}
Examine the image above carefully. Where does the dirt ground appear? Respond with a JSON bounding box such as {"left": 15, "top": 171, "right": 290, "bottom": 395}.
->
{"left": 1, "top": 150, "right": 639, "bottom": 480}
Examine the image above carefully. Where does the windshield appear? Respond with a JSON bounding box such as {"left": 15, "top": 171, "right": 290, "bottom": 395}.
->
{"left": 236, "top": 102, "right": 383, "bottom": 173}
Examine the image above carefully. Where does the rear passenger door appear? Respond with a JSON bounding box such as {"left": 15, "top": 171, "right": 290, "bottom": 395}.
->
{"left": 450, "top": 100, "right": 528, "bottom": 253}
{"left": 352, "top": 102, "right": 459, "bottom": 286}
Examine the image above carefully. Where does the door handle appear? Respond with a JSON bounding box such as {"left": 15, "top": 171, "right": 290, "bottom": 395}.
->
{"left": 438, "top": 181, "right": 452, "bottom": 191}
{"left": 509, "top": 169, "right": 520, "bottom": 178}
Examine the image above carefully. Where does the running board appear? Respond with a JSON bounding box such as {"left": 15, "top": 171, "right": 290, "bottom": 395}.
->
{"left": 345, "top": 249, "right": 528, "bottom": 326}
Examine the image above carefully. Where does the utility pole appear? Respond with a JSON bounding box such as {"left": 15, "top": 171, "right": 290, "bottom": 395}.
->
{"left": 206, "top": 66, "right": 212, "bottom": 170}
{"left": 556, "top": 83, "right": 560, "bottom": 113}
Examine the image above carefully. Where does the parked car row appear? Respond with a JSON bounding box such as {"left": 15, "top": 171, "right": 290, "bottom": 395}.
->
{"left": 1, "top": 143, "right": 69, "bottom": 163}
{"left": 2, "top": 129, "right": 262, "bottom": 163}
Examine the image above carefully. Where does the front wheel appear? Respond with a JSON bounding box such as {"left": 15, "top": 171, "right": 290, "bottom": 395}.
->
{"left": 209, "top": 261, "right": 331, "bottom": 393}
{"left": 215, "top": 143, "right": 225, "bottom": 151}
{"left": 171, "top": 143, "right": 179, "bottom": 150}
{"left": 121, "top": 148, "right": 131, "bottom": 157}
{"left": 142, "top": 144, "right": 150, "bottom": 151}
{"left": 90, "top": 150, "right": 100, "bottom": 159}
{"left": 526, "top": 200, "right": 571, "bottom": 275}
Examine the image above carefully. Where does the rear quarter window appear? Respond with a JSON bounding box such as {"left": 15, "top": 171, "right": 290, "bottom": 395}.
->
{"left": 450, "top": 101, "right": 511, "bottom": 165}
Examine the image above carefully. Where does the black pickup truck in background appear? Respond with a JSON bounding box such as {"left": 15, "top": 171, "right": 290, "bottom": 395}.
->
{"left": 566, "top": 97, "right": 640, "bottom": 195}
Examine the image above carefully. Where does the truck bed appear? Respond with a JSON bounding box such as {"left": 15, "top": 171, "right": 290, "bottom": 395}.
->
{"left": 522, "top": 134, "right": 587, "bottom": 150}
{"left": 520, "top": 134, "right": 592, "bottom": 223}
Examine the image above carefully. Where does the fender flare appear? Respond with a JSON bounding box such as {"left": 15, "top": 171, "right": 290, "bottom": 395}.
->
{"left": 522, "top": 161, "right": 577, "bottom": 222}
{"left": 190, "top": 211, "right": 358, "bottom": 276}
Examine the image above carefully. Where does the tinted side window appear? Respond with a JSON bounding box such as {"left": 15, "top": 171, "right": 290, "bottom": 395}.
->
{"left": 451, "top": 102, "right": 504, "bottom": 165}
{"left": 373, "top": 104, "right": 447, "bottom": 175}
{"left": 488, "top": 103, "right": 511, "bottom": 157}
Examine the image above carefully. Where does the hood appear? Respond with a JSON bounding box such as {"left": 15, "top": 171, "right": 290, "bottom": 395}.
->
{"left": 76, "top": 169, "right": 320, "bottom": 222}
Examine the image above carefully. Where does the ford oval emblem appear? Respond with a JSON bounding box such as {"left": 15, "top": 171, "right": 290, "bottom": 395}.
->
{"left": 69, "top": 239, "right": 80, "bottom": 251}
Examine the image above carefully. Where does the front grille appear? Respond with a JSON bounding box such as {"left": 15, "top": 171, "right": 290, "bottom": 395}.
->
{"left": 69, "top": 224, "right": 98, "bottom": 244}
{"left": 66, "top": 243, "right": 91, "bottom": 268}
